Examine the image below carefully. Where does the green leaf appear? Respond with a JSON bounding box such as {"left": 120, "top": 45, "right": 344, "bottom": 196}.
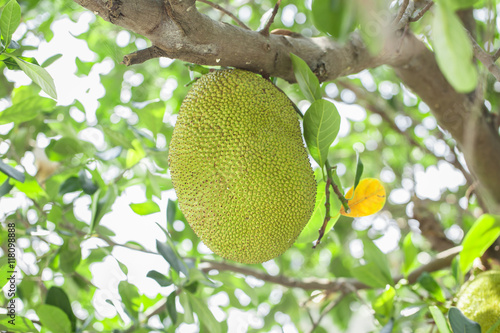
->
{"left": 41, "top": 53, "right": 62, "bottom": 67}
{"left": 166, "top": 199, "right": 176, "bottom": 226}
{"left": 303, "top": 99, "right": 340, "bottom": 167}
{"left": 429, "top": 306, "right": 452, "bottom": 333}
{"left": 0, "top": 0, "right": 21, "bottom": 50}
{"left": 0, "top": 257, "right": 13, "bottom": 289}
{"left": 363, "top": 240, "right": 393, "bottom": 286}
{"left": 59, "top": 238, "right": 82, "bottom": 273}
{"left": 0, "top": 95, "right": 56, "bottom": 125}
{"left": 290, "top": 53, "right": 322, "bottom": 103}
{"left": 0, "top": 159, "right": 24, "bottom": 182}
{"left": 187, "top": 292, "right": 222, "bottom": 333}
{"left": 311, "top": 0, "right": 357, "bottom": 40}
{"left": 372, "top": 285, "right": 395, "bottom": 324}
{"left": 403, "top": 233, "right": 418, "bottom": 275}
{"left": 459, "top": 214, "right": 500, "bottom": 274}
{"left": 37, "top": 304, "right": 72, "bottom": 333}
{"left": 90, "top": 186, "right": 117, "bottom": 233}
{"left": 130, "top": 200, "right": 161, "bottom": 215}
{"left": 146, "top": 170, "right": 162, "bottom": 199}
{"left": 103, "top": 127, "right": 134, "bottom": 149}
{"left": 448, "top": 307, "right": 481, "bottom": 333}
{"left": 450, "top": 0, "right": 480, "bottom": 10}
{"left": 432, "top": 2, "right": 478, "bottom": 93}
{"left": 351, "top": 240, "right": 393, "bottom": 288}
{"left": 179, "top": 291, "right": 194, "bottom": 324}
{"left": 156, "top": 240, "right": 190, "bottom": 279}
{"left": 138, "top": 101, "right": 166, "bottom": 137}
{"left": 14, "top": 177, "right": 46, "bottom": 200}
{"left": 296, "top": 180, "right": 341, "bottom": 243}
{"left": 118, "top": 281, "right": 141, "bottom": 320}
{"left": 2, "top": 56, "right": 38, "bottom": 70}
{"left": 351, "top": 262, "right": 391, "bottom": 289}
{"left": 45, "top": 287, "right": 77, "bottom": 332}
{"left": 166, "top": 292, "right": 178, "bottom": 324}
{"left": 0, "top": 315, "right": 38, "bottom": 333}
{"left": 116, "top": 258, "right": 128, "bottom": 275}
{"left": 126, "top": 139, "right": 146, "bottom": 168}
{"left": 58, "top": 176, "right": 81, "bottom": 195}
{"left": 0, "top": 178, "right": 14, "bottom": 197}
{"left": 10, "top": 56, "right": 57, "bottom": 98}
{"left": 417, "top": 272, "right": 446, "bottom": 303}
{"left": 79, "top": 169, "right": 98, "bottom": 195}
{"left": 353, "top": 151, "right": 364, "bottom": 192}
{"left": 146, "top": 270, "right": 173, "bottom": 287}
{"left": 52, "top": 137, "right": 84, "bottom": 157}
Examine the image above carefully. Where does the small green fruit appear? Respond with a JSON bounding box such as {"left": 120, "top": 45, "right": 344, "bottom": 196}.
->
{"left": 456, "top": 270, "right": 500, "bottom": 332}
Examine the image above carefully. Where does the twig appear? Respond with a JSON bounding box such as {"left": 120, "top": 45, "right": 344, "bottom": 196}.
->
{"left": 466, "top": 30, "right": 500, "bottom": 82}
{"left": 122, "top": 46, "right": 169, "bottom": 66}
{"left": 394, "top": 0, "right": 415, "bottom": 30}
{"left": 260, "top": 0, "right": 281, "bottom": 36}
{"left": 313, "top": 177, "right": 332, "bottom": 249}
{"left": 493, "top": 48, "right": 500, "bottom": 61}
{"left": 410, "top": 1, "right": 434, "bottom": 22}
{"left": 393, "top": 0, "right": 410, "bottom": 25}
{"left": 314, "top": 163, "right": 348, "bottom": 248}
{"left": 327, "top": 162, "right": 350, "bottom": 213}
{"left": 196, "top": 0, "right": 250, "bottom": 30}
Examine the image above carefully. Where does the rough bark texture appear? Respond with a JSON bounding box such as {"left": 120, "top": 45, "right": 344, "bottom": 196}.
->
{"left": 73, "top": 0, "right": 500, "bottom": 213}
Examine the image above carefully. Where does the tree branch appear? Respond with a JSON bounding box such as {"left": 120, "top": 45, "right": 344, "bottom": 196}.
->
{"left": 259, "top": 0, "right": 281, "bottom": 36}
{"left": 199, "top": 246, "right": 461, "bottom": 292}
{"left": 73, "top": 0, "right": 383, "bottom": 81}
{"left": 393, "top": 33, "right": 500, "bottom": 213}
{"left": 410, "top": 1, "right": 434, "bottom": 22}
{"left": 467, "top": 30, "right": 500, "bottom": 82}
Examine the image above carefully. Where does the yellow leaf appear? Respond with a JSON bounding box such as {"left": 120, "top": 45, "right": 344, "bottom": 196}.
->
{"left": 340, "top": 178, "right": 386, "bottom": 217}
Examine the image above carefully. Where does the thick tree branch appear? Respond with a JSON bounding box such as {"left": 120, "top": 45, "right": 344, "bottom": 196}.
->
{"left": 73, "top": 0, "right": 384, "bottom": 82}
{"left": 393, "top": 33, "right": 500, "bottom": 213}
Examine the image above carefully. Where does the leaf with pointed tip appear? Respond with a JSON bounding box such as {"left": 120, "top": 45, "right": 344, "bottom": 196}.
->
{"left": 11, "top": 56, "right": 57, "bottom": 99}
{"left": 448, "top": 307, "right": 481, "bottom": 333}
{"left": 303, "top": 99, "right": 340, "bottom": 167}
{"left": 290, "top": 53, "right": 322, "bottom": 103}
{"left": 0, "top": 0, "right": 21, "bottom": 50}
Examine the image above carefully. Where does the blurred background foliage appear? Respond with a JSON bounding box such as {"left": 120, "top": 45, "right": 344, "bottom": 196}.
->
{"left": 0, "top": 0, "right": 499, "bottom": 332}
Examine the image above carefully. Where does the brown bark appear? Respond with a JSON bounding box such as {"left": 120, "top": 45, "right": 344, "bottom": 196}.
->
{"left": 73, "top": 0, "right": 500, "bottom": 213}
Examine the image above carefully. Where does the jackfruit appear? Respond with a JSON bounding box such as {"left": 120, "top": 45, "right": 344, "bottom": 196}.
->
{"left": 456, "top": 270, "right": 500, "bottom": 332}
{"left": 168, "top": 69, "right": 316, "bottom": 264}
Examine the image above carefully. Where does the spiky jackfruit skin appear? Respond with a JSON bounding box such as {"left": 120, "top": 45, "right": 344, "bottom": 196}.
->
{"left": 456, "top": 270, "right": 500, "bottom": 333}
{"left": 168, "top": 69, "right": 316, "bottom": 264}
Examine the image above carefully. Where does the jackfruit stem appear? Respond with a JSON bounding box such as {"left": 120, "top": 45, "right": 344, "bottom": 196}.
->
{"left": 326, "top": 161, "right": 350, "bottom": 214}
{"left": 314, "top": 162, "right": 350, "bottom": 248}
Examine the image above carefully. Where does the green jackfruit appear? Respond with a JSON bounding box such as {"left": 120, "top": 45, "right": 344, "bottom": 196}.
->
{"left": 168, "top": 69, "right": 316, "bottom": 264}
{"left": 456, "top": 270, "right": 500, "bottom": 332}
